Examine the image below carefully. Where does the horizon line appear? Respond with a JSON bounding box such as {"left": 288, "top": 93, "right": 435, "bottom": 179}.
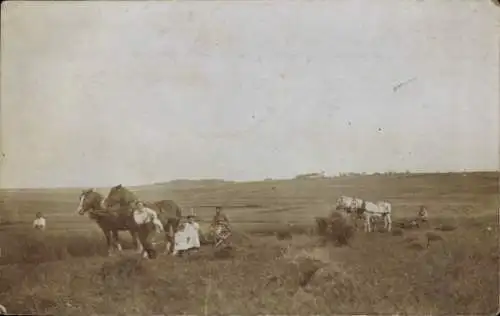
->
{"left": 0, "top": 169, "right": 498, "bottom": 191}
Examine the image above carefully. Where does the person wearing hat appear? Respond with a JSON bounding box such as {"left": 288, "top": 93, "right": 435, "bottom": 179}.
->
{"left": 210, "top": 206, "right": 231, "bottom": 246}
{"left": 33, "top": 212, "right": 46, "bottom": 230}
{"left": 185, "top": 214, "right": 201, "bottom": 251}
{"left": 211, "top": 206, "right": 230, "bottom": 228}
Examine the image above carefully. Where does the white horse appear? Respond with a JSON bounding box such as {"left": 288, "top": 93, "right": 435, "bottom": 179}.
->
{"left": 336, "top": 195, "right": 364, "bottom": 213}
{"left": 335, "top": 195, "right": 367, "bottom": 229}
{"left": 0, "top": 304, "right": 6, "bottom": 315}
{"left": 362, "top": 201, "right": 392, "bottom": 232}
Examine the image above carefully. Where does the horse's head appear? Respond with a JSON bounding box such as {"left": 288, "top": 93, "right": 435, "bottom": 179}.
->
{"left": 377, "top": 201, "right": 391, "bottom": 214}
{"left": 105, "top": 184, "right": 137, "bottom": 209}
{"left": 77, "top": 189, "right": 104, "bottom": 215}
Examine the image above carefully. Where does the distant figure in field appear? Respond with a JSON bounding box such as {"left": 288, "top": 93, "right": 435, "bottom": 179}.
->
{"left": 32, "top": 212, "right": 46, "bottom": 230}
{"left": 185, "top": 215, "right": 201, "bottom": 251}
{"left": 418, "top": 205, "right": 429, "bottom": 222}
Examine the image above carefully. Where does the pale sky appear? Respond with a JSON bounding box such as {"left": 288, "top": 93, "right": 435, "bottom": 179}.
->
{"left": 1, "top": 0, "right": 499, "bottom": 189}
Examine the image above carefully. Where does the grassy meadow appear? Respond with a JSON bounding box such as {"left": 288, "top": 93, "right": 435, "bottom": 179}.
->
{"left": 0, "top": 172, "right": 498, "bottom": 315}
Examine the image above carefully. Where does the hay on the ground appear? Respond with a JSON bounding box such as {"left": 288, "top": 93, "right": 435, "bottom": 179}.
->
{"left": 276, "top": 231, "right": 293, "bottom": 240}
{"left": 392, "top": 228, "right": 404, "bottom": 236}
{"left": 315, "top": 212, "right": 355, "bottom": 246}
{"left": 425, "top": 231, "right": 444, "bottom": 247}
{"left": 435, "top": 224, "right": 457, "bottom": 232}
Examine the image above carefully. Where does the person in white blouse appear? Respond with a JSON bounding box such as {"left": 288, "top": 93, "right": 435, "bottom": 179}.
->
{"left": 134, "top": 201, "right": 164, "bottom": 233}
{"left": 185, "top": 215, "right": 201, "bottom": 251}
{"left": 33, "top": 212, "right": 46, "bottom": 230}
{"left": 173, "top": 223, "right": 189, "bottom": 256}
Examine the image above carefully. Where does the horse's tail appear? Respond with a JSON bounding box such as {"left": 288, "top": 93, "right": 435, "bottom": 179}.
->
{"left": 0, "top": 303, "right": 7, "bottom": 315}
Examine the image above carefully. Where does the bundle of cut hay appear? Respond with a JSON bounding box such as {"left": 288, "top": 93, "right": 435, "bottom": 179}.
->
{"left": 315, "top": 212, "right": 355, "bottom": 246}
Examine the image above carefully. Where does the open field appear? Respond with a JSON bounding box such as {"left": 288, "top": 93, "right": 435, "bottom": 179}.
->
{"left": 0, "top": 172, "right": 498, "bottom": 315}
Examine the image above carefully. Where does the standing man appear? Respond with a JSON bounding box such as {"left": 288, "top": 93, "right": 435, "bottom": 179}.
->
{"left": 134, "top": 201, "right": 164, "bottom": 233}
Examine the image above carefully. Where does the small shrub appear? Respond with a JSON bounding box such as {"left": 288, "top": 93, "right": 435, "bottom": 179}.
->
{"left": 408, "top": 241, "right": 426, "bottom": 250}
{"left": 315, "top": 217, "right": 329, "bottom": 236}
{"left": 391, "top": 228, "right": 404, "bottom": 236}
{"left": 403, "top": 234, "right": 419, "bottom": 243}
{"left": 276, "top": 231, "right": 293, "bottom": 240}
{"left": 395, "top": 219, "right": 419, "bottom": 230}
{"left": 99, "top": 257, "right": 149, "bottom": 282}
{"left": 426, "top": 231, "right": 444, "bottom": 247}
{"left": 213, "top": 246, "right": 234, "bottom": 259}
{"left": 316, "top": 212, "right": 355, "bottom": 247}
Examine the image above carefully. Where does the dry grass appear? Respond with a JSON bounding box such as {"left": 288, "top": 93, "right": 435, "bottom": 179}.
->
{"left": 0, "top": 172, "right": 498, "bottom": 315}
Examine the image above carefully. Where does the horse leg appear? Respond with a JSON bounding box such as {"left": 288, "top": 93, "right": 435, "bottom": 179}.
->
{"left": 385, "top": 214, "right": 392, "bottom": 232}
{"left": 137, "top": 228, "right": 148, "bottom": 259}
{"left": 103, "top": 229, "right": 114, "bottom": 256}
{"left": 166, "top": 221, "right": 176, "bottom": 255}
{"left": 165, "top": 219, "right": 178, "bottom": 255}
{"left": 163, "top": 224, "right": 171, "bottom": 255}
{"left": 138, "top": 225, "right": 155, "bottom": 259}
{"left": 112, "top": 230, "right": 123, "bottom": 252}
{"left": 130, "top": 230, "right": 143, "bottom": 254}
{"left": 351, "top": 212, "right": 359, "bottom": 231}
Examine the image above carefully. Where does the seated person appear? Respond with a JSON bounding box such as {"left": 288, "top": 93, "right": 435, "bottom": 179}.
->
{"left": 417, "top": 205, "right": 429, "bottom": 222}
{"left": 184, "top": 215, "right": 201, "bottom": 251}
{"left": 33, "top": 212, "right": 46, "bottom": 230}
{"left": 173, "top": 223, "right": 190, "bottom": 256}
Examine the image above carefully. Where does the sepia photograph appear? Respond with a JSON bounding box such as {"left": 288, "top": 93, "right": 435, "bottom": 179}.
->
{"left": 0, "top": 0, "right": 499, "bottom": 315}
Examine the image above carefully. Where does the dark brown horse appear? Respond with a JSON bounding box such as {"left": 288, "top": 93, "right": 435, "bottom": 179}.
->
{"left": 105, "top": 184, "right": 183, "bottom": 254}
{"left": 76, "top": 189, "right": 144, "bottom": 256}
